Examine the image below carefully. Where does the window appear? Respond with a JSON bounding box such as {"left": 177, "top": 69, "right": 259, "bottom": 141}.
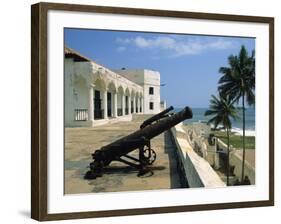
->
{"left": 149, "top": 87, "right": 154, "bottom": 95}
{"left": 149, "top": 102, "right": 154, "bottom": 110}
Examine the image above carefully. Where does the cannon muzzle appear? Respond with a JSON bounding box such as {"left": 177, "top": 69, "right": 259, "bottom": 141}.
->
{"left": 140, "top": 106, "right": 174, "bottom": 128}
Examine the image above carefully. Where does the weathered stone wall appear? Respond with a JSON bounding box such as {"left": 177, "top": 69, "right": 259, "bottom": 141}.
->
{"left": 171, "top": 124, "right": 225, "bottom": 188}
{"left": 216, "top": 138, "right": 255, "bottom": 184}
{"left": 230, "top": 152, "right": 255, "bottom": 184}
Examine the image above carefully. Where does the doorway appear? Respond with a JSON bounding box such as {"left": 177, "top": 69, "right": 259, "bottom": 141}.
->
{"left": 107, "top": 92, "right": 112, "bottom": 117}
{"left": 94, "top": 90, "right": 102, "bottom": 119}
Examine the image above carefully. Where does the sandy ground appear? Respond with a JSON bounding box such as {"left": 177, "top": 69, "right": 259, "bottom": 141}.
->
{"left": 64, "top": 115, "right": 183, "bottom": 194}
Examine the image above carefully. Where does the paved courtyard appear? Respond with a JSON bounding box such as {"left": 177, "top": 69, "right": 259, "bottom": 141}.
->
{"left": 64, "top": 115, "right": 183, "bottom": 194}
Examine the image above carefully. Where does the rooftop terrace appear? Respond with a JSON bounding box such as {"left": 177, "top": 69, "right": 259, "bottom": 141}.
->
{"left": 64, "top": 115, "right": 185, "bottom": 194}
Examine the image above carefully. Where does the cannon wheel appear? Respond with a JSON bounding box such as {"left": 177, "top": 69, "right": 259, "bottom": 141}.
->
{"left": 143, "top": 147, "right": 156, "bottom": 165}
{"left": 84, "top": 161, "right": 104, "bottom": 179}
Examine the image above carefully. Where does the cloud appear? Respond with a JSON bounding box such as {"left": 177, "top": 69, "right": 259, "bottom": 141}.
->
{"left": 116, "top": 36, "right": 234, "bottom": 57}
{"left": 116, "top": 46, "right": 126, "bottom": 52}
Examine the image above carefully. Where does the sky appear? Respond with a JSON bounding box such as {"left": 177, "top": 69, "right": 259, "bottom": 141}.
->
{"left": 64, "top": 28, "right": 255, "bottom": 108}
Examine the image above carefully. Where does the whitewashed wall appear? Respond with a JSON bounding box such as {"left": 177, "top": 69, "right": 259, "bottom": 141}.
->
{"left": 64, "top": 58, "right": 75, "bottom": 126}
{"left": 114, "top": 69, "right": 161, "bottom": 114}
{"left": 143, "top": 70, "right": 160, "bottom": 114}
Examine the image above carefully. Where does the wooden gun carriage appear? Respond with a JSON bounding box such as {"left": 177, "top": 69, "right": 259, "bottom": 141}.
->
{"left": 84, "top": 106, "right": 193, "bottom": 179}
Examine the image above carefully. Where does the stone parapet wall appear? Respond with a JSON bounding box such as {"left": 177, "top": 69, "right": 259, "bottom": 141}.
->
{"left": 171, "top": 123, "right": 225, "bottom": 188}
{"left": 216, "top": 137, "right": 255, "bottom": 184}
{"left": 230, "top": 152, "right": 255, "bottom": 184}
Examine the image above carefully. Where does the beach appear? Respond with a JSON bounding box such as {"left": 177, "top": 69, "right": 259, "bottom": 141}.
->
{"left": 180, "top": 107, "right": 255, "bottom": 137}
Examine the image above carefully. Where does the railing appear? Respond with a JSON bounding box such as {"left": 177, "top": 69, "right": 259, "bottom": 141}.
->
{"left": 74, "top": 109, "right": 88, "bottom": 121}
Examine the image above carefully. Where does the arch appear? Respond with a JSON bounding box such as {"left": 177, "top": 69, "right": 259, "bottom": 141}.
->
{"left": 93, "top": 77, "right": 106, "bottom": 91}
{"left": 107, "top": 81, "right": 117, "bottom": 93}
{"left": 122, "top": 88, "right": 130, "bottom": 115}
{"left": 124, "top": 87, "right": 130, "bottom": 96}
{"left": 117, "top": 85, "right": 124, "bottom": 95}
{"left": 130, "top": 89, "right": 136, "bottom": 98}
{"left": 116, "top": 85, "right": 125, "bottom": 116}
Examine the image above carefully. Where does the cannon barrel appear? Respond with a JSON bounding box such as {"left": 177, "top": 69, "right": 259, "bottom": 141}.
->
{"left": 93, "top": 107, "right": 193, "bottom": 163}
{"left": 140, "top": 106, "right": 174, "bottom": 128}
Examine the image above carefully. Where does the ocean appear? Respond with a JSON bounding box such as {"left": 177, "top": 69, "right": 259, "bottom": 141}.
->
{"left": 177, "top": 107, "right": 255, "bottom": 136}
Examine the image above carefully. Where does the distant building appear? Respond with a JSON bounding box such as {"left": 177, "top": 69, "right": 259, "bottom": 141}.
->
{"left": 64, "top": 47, "right": 162, "bottom": 127}
{"left": 113, "top": 69, "right": 161, "bottom": 114}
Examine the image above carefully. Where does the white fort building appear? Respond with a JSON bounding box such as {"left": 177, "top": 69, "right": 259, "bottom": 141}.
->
{"left": 65, "top": 47, "right": 165, "bottom": 127}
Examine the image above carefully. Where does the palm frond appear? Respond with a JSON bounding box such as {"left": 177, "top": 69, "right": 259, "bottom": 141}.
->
{"left": 205, "top": 94, "right": 238, "bottom": 129}
{"left": 218, "top": 45, "right": 255, "bottom": 106}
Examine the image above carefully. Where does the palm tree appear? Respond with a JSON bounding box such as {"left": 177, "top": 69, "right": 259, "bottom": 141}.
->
{"left": 205, "top": 95, "right": 238, "bottom": 186}
{"left": 217, "top": 45, "right": 255, "bottom": 183}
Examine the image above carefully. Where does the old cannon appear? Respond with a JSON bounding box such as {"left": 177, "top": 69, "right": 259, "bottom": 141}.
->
{"left": 140, "top": 106, "right": 174, "bottom": 129}
{"left": 84, "top": 106, "right": 193, "bottom": 179}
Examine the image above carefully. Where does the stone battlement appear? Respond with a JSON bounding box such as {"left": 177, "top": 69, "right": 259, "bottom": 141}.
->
{"left": 171, "top": 123, "right": 226, "bottom": 188}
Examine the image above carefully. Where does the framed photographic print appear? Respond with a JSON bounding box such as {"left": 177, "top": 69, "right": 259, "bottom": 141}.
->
{"left": 31, "top": 2, "right": 274, "bottom": 221}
